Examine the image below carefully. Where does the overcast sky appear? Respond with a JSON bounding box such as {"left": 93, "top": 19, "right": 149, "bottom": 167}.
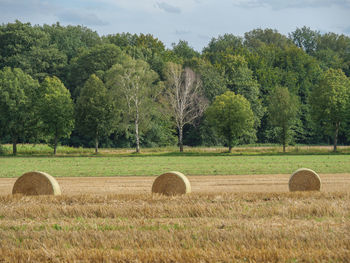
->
{"left": 1, "top": 0, "right": 350, "bottom": 51}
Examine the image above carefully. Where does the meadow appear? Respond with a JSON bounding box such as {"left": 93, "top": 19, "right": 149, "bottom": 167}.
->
{"left": 1, "top": 154, "right": 350, "bottom": 178}
{"left": 1, "top": 144, "right": 350, "bottom": 178}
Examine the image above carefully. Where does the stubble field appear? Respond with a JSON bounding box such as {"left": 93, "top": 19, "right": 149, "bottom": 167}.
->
{"left": 0, "top": 191, "right": 349, "bottom": 262}
{"left": 1, "top": 173, "right": 350, "bottom": 195}
{"left": 0, "top": 153, "right": 350, "bottom": 262}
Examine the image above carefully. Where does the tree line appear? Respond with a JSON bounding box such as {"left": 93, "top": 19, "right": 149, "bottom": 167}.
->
{"left": 0, "top": 21, "right": 350, "bottom": 154}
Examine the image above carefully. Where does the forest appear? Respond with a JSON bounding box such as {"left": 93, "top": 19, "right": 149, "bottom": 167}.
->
{"left": 0, "top": 20, "right": 350, "bottom": 154}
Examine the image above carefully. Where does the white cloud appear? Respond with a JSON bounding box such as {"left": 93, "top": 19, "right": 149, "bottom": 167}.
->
{"left": 233, "top": 0, "right": 350, "bottom": 9}
{"left": 57, "top": 10, "right": 108, "bottom": 26}
{"left": 100, "top": 0, "right": 199, "bottom": 13}
{"left": 0, "top": 0, "right": 349, "bottom": 51}
{"left": 156, "top": 2, "right": 181, "bottom": 13}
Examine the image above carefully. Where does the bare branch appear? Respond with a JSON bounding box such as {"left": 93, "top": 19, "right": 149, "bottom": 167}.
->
{"left": 164, "top": 63, "right": 209, "bottom": 151}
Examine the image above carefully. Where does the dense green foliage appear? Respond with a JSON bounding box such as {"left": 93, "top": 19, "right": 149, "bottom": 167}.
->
{"left": 206, "top": 91, "right": 254, "bottom": 152}
{"left": 0, "top": 21, "right": 350, "bottom": 153}
{"left": 75, "top": 74, "right": 119, "bottom": 153}
{"left": 38, "top": 76, "right": 74, "bottom": 154}
{"left": 106, "top": 55, "right": 159, "bottom": 153}
{"left": 267, "top": 87, "right": 299, "bottom": 152}
{"left": 0, "top": 67, "right": 40, "bottom": 155}
{"left": 310, "top": 69, "right": 350, "bottom": 151}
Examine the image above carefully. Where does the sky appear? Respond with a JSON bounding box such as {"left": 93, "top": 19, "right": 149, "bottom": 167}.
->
{"left": 1, "top": 0, "right": 350, "bottom": 51}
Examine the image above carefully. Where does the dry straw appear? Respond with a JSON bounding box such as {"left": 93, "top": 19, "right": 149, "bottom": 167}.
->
{"left": 289, "top": 168, "right": 321, "bottom": 192}
{"left": 152, "top": 171, "right": 191, "bottom": 195}
{"left": 12, "top": 171, "right": 61, "bottom": 196}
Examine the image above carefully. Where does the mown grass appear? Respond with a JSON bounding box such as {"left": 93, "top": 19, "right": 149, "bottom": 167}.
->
{"left": 0, "top": 192, "right": 349, "bottom": 262}
{"left": 1, "top": 154, "right": 350, "bottom": 177}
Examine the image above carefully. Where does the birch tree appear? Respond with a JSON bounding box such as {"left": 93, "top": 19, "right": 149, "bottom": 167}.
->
{"left": 107, "top": 56, "right": 158, "bottom": 153}
{"left": 164, "top": 62, "right": 208, "bottom": 152}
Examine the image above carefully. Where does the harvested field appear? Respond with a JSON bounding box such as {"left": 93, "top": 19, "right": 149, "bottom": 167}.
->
{"left": 0, "top": 191, "right": 349, "bottom": 262}
{"left": 1, "top": 173, "right": 350, "bottom": 195}
{"left": 1, "top": 174, "right": 349, "bottom": 262}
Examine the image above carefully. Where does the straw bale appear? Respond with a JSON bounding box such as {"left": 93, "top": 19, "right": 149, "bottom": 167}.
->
{"left": 12, "top": 171, "right": 61, "bottom": 196}
{"left": 289, "top": 168, "right": 321, "bottom": 192}
{"left": 152, "top": 171, "right": 191, "bottom": 195}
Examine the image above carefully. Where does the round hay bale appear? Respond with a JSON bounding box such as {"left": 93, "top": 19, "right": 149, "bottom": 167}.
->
{"left": 152, "top": 171, "right": 191, "bottom": 196}
{"left": 289, "top": 168, "right": 321, "bottom": 192}
{"left": 12, "top": 171, "right": 61, "bottom": 196}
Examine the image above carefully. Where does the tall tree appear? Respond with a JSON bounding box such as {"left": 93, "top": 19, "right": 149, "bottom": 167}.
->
{"left": 38, "top": 76, "right": 74, "bottom": 155}
{"left": 0, "top": 20, "right": 67, "bottom": 81}
{"left": 206, "top": 91, "right": 254, "bottom": 153}
{"left": 267, "top": 86, "right": 299, "bottom": 152}
{"left": 104, "top": 33, "right": 167, "bottom": 79}
{"left": 0, "top": 67, "right": 40, "bottom": 155}
{"left": 68, "top": 44, "right": 123, "bottom": 96}
{"left": 164, "top": 62, "right": 208, "bottom": 152}
{"left": 310, "top": 68, "right": 350, "bottom": 151}
{"left": 22, "top": 45, "right": 67, "bottom": 81}
{"left": 135, "top": 33, "right": 166, "bottom": 55}
{"left": 106, "top": 56, "right": 159, "bottom": 153}
{"left": 218, "top": 54, "right": 264, "bottom": 142}
{"left": 244, "top": 28, "right": 292, "bottom": 49}
{"left": 245, "top": 41, "right": 322, "bottom": 143}
{"left": 0, "top": 21, "right": 48, "bottom": 68}
{"left": 172, "top": 40, "right": 199, "bottom": 60}
{"left": 289, "top": 26, "right": 320, "bottom": 55}
{"left": 75, "top": 74, "right": 119, "bottom": 153}
{"left": 43, "top": 22, "right": 101, "bottom": 61}
{"left": 315, "top": 33, "right": 350, "bottom": 75}
{"left": 202, "top": 34, "right": 244, "bottom": 65}
{"left": 185, "top": 57, "right": 227, "bottom": 102}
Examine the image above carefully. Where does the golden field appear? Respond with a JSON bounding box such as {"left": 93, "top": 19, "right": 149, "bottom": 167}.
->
{"left": 0, "top": 174, "right": 349, "bottom": 262}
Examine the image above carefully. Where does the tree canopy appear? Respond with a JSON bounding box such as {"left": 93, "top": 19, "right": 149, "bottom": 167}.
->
{"left": 310, "top": 68, "right": 350, "bottom": 151}
{"left": 0, "top": 67, "right": 40, "bottom": 154}
{"left": 1, "top": 21, "right": 350, "bottom": 151}
{"left": 38, "top": 76, "right": 74, "bottom": 154}
{"left": 267, "top": 86, "right": 299, "bottom": 152}
{"left": 75, "top": 74, "right": 119, "bottom": 153}
{"left": 206, "top": 91, "right": 254, "bottom": 152}
{"left": 106, "top": 55, "right": 159, "bottom": 153}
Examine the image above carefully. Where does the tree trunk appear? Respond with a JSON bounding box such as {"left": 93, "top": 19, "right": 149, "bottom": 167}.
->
{"left": 53, "top": 134, "right": 58, "bottom": 155}
{"left": 178, "top": 125, "right": 183, "bottom": 152}
{"left": 12, "top": 138, "right": 17, "bottom": 156}
{"left": 95, "top": 136, "right": 99, "bottom": 154}
{"left": 228, "top": 135, "right": 233, "bottom": 153}
{"left": 282, "top": 126, "right": 286, "bottom": 153}
{"left": 333, "top": 122, "right": 339, "bottom": 152}
{"left": 135, "top": 111, "right": 140, "bottom": 153}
